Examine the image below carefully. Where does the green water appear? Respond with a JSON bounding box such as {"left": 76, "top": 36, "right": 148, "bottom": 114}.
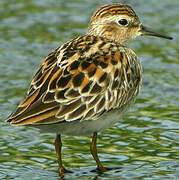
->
{"left": 0, "top": 0, "right": 178, "bottom": 179}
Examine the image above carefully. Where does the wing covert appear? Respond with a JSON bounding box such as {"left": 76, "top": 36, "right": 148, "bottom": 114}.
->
{"left": 6, "top": 35, "right": 142, "bottom": 126}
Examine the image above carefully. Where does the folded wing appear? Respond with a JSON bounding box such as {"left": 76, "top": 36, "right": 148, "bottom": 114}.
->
{"left": 6, "top": 35, "right": 141, "bottom": 126}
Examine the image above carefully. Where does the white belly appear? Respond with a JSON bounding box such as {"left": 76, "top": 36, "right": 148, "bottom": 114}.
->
{"left": 35, "top": 110, "right": 123, "bottom": 136}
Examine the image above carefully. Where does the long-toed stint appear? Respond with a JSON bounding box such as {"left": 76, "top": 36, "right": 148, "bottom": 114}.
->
{"left": 6, "top": 4, "right": 172, "bottom": 176}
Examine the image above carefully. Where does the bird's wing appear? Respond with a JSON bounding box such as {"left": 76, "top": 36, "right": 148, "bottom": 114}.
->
{"left": 6, "top": 35, "right": 141, "bottom": 126}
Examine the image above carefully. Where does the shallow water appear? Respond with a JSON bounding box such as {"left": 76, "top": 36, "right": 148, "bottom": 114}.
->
{"left": 0, "top": 0, "right": 178, "bottom": 179}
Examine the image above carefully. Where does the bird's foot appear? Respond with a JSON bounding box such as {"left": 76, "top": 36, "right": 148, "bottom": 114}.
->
{"left": 58, "top": 166, "right": 72, "bottom": 176}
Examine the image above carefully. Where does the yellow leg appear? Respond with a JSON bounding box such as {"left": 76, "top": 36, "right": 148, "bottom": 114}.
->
{"left": 54, "top": 134, "right": 66, "bottom": 175}
{"left": 90, "top": 132, "right": 107, "bottom": 172}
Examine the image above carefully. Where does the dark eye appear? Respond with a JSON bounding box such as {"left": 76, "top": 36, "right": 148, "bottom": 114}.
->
{"left": 118, "top": 19, "right": 128, "bottom": 26}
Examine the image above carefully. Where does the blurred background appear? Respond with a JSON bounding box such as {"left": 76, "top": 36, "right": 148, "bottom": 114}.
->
{"left": 0, "top": 0, "right": 178, "bottom": 179}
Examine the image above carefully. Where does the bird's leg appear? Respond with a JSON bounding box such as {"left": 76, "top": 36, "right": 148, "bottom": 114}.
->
{"left": 54, "top": 134, "right": 68, "bottom": 176}
{"left": 90, "top": 132, "right": 107, "bottom": 172}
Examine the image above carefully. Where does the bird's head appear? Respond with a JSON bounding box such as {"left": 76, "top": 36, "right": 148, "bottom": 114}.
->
{"left": 88, "top": 4, "right": 172, "bottom": 44}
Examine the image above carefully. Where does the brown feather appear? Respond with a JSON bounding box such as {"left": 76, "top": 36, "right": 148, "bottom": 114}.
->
{"left": 6, "top": 35, "right": 141, "bottom": 126}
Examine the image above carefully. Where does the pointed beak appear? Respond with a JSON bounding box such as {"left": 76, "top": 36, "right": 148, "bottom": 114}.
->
{"left": 140, "top": 25, "right": 173, "bottom": 40}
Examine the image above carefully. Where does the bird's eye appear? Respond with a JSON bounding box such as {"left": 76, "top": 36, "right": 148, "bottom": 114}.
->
{"left": 118, "top": 19, "right": 128, "bottom": 26}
